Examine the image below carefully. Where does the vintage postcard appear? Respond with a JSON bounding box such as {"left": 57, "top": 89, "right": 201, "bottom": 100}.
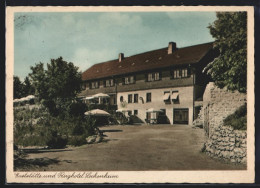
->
{"left": 6, "top": 6, "right": 255, "bottom": 183}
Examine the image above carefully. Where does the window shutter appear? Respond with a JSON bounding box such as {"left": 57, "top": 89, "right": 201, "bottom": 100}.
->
{"left": 145, "top": 74, "right": 148, "bottom": 82}
{"left": 187, "top": 68, "right": 191, "bottom": 77}
{"left": 122, "top": 77, "right": 125, "bottom": 85}
{"left": 159, "top": 72, "right": 162, "bottom": 80}
{"left": 170, "top": 70, "right": 173, "bottom": 79}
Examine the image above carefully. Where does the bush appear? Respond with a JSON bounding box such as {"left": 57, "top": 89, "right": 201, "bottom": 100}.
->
{"left": 223, "top": 104, "right": 247, "bottom": 130}
{"left": 45, "top": 130, "right": 68, "bottom": 149}
{"left": 68, "top": 135, "right": 87, "bottom": 146}
{"left": 69, "top": 102, "right": 87, "bottom": 117}
{"left": 14, "top": 103, "right": 98, "bottom": 148}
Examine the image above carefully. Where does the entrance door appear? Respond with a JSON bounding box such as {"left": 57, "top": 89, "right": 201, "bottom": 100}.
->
{"left": 173, "top": 108, "right": 189, "bottom": 124}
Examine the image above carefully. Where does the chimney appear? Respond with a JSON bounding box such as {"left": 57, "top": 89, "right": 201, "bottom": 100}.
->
{"left": 119, "top": 53, "right": 124, "bottom": 62}
{"left": 168, "top": 42, "right": 177, "bottom": 54}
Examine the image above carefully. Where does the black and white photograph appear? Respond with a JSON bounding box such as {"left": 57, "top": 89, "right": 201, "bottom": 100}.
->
{"left": 6, "top": 6, "right": 255, "bottom": 183}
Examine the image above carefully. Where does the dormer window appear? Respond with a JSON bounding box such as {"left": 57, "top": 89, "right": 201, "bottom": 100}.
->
{"left": 90, "top": 81, "right": 99, "bottom": 89}
{"left": 147, "top": 72, "right": 161, "bottom": 82}
{"left": 173, "top": 68, "right": 189, "bottom": 79}
{"left": 104, "top": 79, "right": 114, "bottom": 87}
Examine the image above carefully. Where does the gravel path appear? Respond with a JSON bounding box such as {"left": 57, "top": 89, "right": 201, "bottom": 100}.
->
{"left": 15, "top": 125, "right": 246, "bottom": 171}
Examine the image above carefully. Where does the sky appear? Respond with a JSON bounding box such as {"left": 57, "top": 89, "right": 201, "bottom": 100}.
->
{"left": 14, "top": 11, "right": 216, "bottom": 80}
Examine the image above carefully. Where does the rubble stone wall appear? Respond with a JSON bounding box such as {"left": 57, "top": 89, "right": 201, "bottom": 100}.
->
{"left": 202, "top": 82, "right": 247, "bottom": 163}
{"left": 203, "top": 82, "right": 247, "bottom": 136}
{"left": 204, "top": 125, "right": 247, "bottom": 163}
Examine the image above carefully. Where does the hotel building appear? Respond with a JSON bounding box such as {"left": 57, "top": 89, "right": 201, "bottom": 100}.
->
{"left": 79, "top": 42, "right": 217, "bottom": 125}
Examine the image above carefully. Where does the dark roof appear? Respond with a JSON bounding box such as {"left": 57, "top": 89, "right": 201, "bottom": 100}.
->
{"left": 82, "top": 42, "right": 214, "bottom": 81}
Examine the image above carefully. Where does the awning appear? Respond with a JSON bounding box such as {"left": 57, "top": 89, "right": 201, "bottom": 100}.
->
{"left": 163, "top": 93, "right": 170, "bottom": 100}
{"left": 171, "top": 92, "right": 179, "bottom": 100}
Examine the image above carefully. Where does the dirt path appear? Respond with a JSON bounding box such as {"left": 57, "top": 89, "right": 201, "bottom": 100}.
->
{"left": 16, "top": 125, "right": 246, "bottom": 171}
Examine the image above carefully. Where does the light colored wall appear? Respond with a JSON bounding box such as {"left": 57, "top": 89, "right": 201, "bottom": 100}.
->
{"left": 117, "top": 86, "right": 194, "bottom": 125}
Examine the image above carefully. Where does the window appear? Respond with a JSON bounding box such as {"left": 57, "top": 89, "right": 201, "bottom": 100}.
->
{"left": 171, "top": 91, "right": 179, "bottom": 104}
{"left": 91, "top": 81, "right": 99, "bottom": 89}
{"left": 173, "top": 68, "right": 189, "bottom": 79}
{"left": 154, "top": 72, "right": 160, "bottom": 81}
{"left": 128, "top": 94, "right": 133, "bottom": 103}
{"left": 123, "top": 76, "right": 135, "bottom": 85}
{"left": 134, "top": 94, "right": 138, "bottom": 103}
{"left": 120, "top": 96, "right": 124, "bottom": 102}
{"left": 147, "top": 72, "right": 160, "bottom": 82}
{"left": 134, "top": 110, "right": 138, "bottom": 115}
{"left": 173, "top": 108, "right": 189, "bottom": 124}
{"left": 128, "top": 111, "right": 132, "bottom": 116}
{"left": 163, "top": 91, "right": 171, "bottom": 104}
{"left": 82, "top": 83, "right": 87, "bottom": 90}
{"left": 130, "top": 76, "right": 135, "bottom": 84}
{"left": 146, "top": 93, "right": 151, "bottom": 103}
{"left": 182, "top": 69, "right": 188, "bottom": 77}
{"left": 105, "top": 79, "right": 114, "bottom": 87}
{"left": 148, "top": 73, "right": 154, "bottom": 82}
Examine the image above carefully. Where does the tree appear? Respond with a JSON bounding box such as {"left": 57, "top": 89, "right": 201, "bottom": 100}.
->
{"left": 29, "top": 62, "right": 48, "bottom": 100}
{"left": 29, "top": 57, "right": 82, "bottom": 115}
{"left": 23, "top": 76, "right": 35, "bottom": 96}
{"left": 13, "top": 76, "right": 23, "bottom": 99}
{"left": 205, "top": 12, "right": 247, "bottom": 93}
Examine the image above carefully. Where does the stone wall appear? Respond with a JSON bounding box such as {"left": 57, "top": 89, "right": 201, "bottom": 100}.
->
{"left": 204, "top": 125, "right": 247, "bottom": 164}
{"left": 201, "top": 82, "right": 247, "bottom": 163}
{"left": 203, "top": 82, "right": 247, "bottom": 137}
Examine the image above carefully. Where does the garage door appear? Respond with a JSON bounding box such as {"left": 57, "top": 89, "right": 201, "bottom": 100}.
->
{"left": 173, "top": 108, "right": 189, "bottom": 124}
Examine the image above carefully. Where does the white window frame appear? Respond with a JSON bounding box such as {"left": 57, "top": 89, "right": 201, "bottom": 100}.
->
{"left": 154, "top": 72, "right": 160, "bottom": 81}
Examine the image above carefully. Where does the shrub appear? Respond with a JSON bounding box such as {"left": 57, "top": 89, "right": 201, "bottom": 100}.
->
{"left": 45, "top": 130, "right": 68, "bottom": 149}
{"left": 14, "top": 103, "right": 98, "bottom": 148}
{"left": 223, "top": 104, "right": 247, "bottom": 130}
{"left": 68, "top": 135, "right": 87, "bottom": 146}
{"left": 69, "top": 102, "right": 87, "bottom": 117}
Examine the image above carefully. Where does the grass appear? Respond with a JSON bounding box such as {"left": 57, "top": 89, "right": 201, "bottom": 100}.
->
{"left": 223, "top": 103, "right": 247, "bottom": 130}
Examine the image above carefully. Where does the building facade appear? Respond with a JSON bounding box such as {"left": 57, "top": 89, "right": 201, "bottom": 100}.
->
{"left": 79, "top": 42, "right": 217, "bottom": 125}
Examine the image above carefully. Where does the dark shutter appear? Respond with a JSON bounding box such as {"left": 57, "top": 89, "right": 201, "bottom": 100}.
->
{"left": 122, "top": 77, "right": 125, "bottom": 85}
{"left": 187, "top": 68, "right": 191, "bottom": 77}
{"left": 170, "top": 70, "right": 173, "bottom": 79}
{"left": 159, "top": 72, "right": 162, "bottom": 80}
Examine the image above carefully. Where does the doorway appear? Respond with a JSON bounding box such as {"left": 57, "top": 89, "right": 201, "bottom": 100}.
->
{"left": 173, "top": 108, "right": 189, "bottom": 124}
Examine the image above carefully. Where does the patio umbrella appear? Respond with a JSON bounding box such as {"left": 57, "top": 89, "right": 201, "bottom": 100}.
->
{"left": 85, "top": 96, "right": 95, "bottom": 100}
{"left": 84, "top": 109, "right": 110, "bottom": 116}
{"left": 146, "top": 108, "right": 163, "bottom": 113}
{"left": 116, "top": 109, "right": 131, "bottom": 113}
{"left": 93, "top": 93, "right": 110, "bottom": 98}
